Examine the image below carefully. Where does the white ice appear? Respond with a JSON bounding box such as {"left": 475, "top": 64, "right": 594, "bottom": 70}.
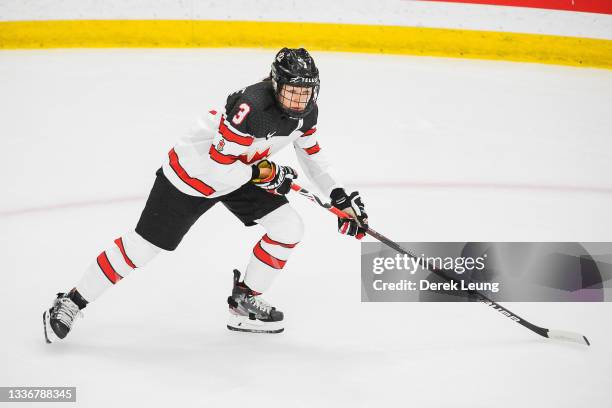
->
{"left": 1, "top": 49, "right": 611, "bottom": 407}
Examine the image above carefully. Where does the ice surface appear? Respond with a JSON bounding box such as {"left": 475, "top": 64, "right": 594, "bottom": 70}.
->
{"left": 1, "top": 49, "right": 611, "bottom": 407}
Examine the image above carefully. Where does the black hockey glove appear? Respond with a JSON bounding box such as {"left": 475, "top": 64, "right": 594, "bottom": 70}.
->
{"left": 251, "top": 160, "right": 297, "bottom": 195}
{"left": 330, "top": 188, "right": 368, "bottom": 240}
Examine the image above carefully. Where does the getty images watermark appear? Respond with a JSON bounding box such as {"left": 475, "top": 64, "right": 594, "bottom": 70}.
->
{"left": 371, "top": 252, "right": 498, "bottom": 293}
{"left": 361, "top": 242, "right": 612, "bottom": 302}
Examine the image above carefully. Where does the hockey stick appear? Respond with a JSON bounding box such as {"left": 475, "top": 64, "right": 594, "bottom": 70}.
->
{"left": 290, "top": 183, "right": 590, "bottom": 346}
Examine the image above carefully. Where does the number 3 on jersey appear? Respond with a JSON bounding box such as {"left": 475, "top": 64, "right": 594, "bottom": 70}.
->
{"left": 232, "top": 103, "right": 251, "bottom": 125}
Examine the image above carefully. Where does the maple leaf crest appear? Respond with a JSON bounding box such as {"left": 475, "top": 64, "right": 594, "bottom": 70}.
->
{"left": 239, "top": 147, "right": 271, "bottom": 165}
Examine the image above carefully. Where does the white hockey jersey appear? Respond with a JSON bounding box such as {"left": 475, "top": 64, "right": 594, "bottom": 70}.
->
{"left": 161, "top": 82, "right": 341, "bottom": 199}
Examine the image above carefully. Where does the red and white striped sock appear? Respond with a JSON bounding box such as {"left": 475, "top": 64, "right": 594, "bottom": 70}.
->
{"left": 242, "top": 205, "right": 304, "bottom": 293}
{"left": 243, "top": 234, "right": 299, "bottom": 294}
{"left": 75, "top": 231, "right": 161, "bottom": 302}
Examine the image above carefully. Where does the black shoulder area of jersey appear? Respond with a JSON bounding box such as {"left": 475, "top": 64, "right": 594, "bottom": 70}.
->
{"left": 224, "top": 81, "right": 275, "bottom": 136}
{"left": 225, "top": 80, "right": 318, "bottom": 139}
{"left": 225, "top": 81, "right": 276, "bottom": 116}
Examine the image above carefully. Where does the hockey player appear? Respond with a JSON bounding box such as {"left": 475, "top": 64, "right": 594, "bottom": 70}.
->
{"left": 43, "top": 48, "right": 368, "bottom": 340}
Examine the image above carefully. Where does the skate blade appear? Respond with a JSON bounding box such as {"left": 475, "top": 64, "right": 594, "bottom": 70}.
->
{"left": 227, "top": 314, "right": 284, "bottom": 334}
{"left": 43, "top": 310, "right": 57, "bottom": 344}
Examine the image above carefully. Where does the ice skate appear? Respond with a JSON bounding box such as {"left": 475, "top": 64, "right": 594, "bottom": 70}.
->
{"left": 43, "top": 292, "right": 84, "bottom": 343}
{"left": 227, "top": 269, "right": 284, "bottom": 334}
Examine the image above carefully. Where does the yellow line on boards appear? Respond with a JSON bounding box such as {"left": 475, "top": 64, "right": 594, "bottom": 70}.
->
{"left": 0, "top": 20, "right": 611, "bottom": 69}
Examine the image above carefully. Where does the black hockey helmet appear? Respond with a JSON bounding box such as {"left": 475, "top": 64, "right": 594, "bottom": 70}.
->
{"left": 270, "top": 47, "right": 320, "bottom": 118}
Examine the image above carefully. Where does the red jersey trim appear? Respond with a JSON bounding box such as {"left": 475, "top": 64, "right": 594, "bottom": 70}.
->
{"left": 219, "top": 119, "right": 254, "bottom": 146}
{"left": 304, "top": 143, "right": 321, "bottom": 155}
{"left": 168, "top": 148, "right": 216, "bottom": 196}
{"left": 209, "top": 145, "right": 238, "bottom": 165}
{"left": 302, "top": 127, "right": 317, "bottom": 137}
{"left": 97, "top": 251, "right": 123, "bottom": 284}
{"left": 253, "top": 241, "right": 286, "bottom": 269}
